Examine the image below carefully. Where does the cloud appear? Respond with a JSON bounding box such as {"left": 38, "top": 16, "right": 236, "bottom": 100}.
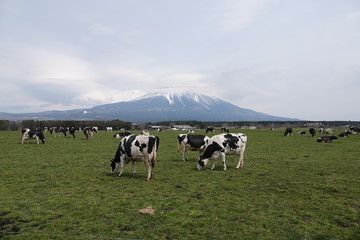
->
{"left": 216, "top": 0, "right": 271, "bottom": 32}
{"left": 88, "top": 23, "right": 116, "bottom": 35}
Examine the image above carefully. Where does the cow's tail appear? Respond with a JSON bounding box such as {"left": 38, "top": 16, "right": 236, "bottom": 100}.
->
{"left": 148, "top": 136, "right": 159, "bottom": 168}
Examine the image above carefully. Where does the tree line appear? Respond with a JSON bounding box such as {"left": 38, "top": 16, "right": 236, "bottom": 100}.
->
{"left": 0, "top": 120, "right": 132, "bottom": 131}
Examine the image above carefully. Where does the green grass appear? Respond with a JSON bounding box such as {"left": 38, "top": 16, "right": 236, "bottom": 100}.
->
{"left": 1, "top": 129, "right": 359, "bottom": 239}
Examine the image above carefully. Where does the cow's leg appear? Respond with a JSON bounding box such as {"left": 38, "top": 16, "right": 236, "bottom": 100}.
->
{"left": 36, "top": 136, "right": 40, "bottom": 144}
{"left": 146, "top": 161, "right": 153, "bottom": 181}
{"left": 118, "top": 160, "right": 124, "bottom": 177}
{"left": 236, "top": 146, "right": 246, "bottom": 169}
{"left": 221, "top": 153, "right": 227, "bottom": 170}
{"left": 211, "top": 160, "right": 216, "bottom": 170}
{"left": 132, "top": 161, "right": 137, "bottom": 173}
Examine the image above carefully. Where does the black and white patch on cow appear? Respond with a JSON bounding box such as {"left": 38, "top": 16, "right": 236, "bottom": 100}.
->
{"left": 21, "top": 128, "right": 46, "bottom": 144}
{"left": 197, "top": 133, "right": 247, "bottom": 171}
{"left": 177, "top": 134, "right": 209, "bottom": 161}
{"left": 110, "top": 135, "right": 160, "bottom": 181}
{"left": 83, "top": 127, "right": 97, "bottom": 140}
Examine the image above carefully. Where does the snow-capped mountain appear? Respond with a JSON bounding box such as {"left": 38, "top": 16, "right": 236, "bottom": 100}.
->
{"left": 0, "top": 91, "right": 297, "bottom": 122}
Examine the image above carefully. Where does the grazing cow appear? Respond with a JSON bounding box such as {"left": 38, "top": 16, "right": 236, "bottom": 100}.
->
{"left": 110, "top": 135, "right": 160, "bottom": 181}
{"left": 309, "top": 128, "right": 316, "bottom": 137}
{"left": 50, "top": 127, "right": 67, "bottom": 137}
{"left": 105, "top": 127, "right": 113, "bottom": 132}
{"left": 177, "top": 134, "right": 209, "bottom": 161}
{"left": 68, "top": 127, "right": 76, "bottom": 138}
{"left": 197, "top": 133, "right": 247, "bottom": 171}
{"left": 83, "top": 127, "right": 97, "bottom": 140}
{"left": 206, "top": 126, "right": 215, "bottom": 134}
{"left": 284, "top": 128, "right": 293, "bottom": 136}
{"left": 221, "top": 127, "right": 230, "bottom": 133}
{"left": 113, "top": 131, "right": 132, "bottom": 139}
{"left": 21, "top": 128, "right": 46, "bottom": 144}
{"left": 324, "top": 128, "right": 333, "bottom": 135}
{"left": 317, "top": 136, "right": 338, "bottom": 143}
{"left": 297, "top": 131, "right": 307, "bottom": 135}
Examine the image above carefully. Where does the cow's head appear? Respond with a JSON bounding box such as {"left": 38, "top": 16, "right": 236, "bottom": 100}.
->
{"left": 197, "top": 157, "right": 209, "bottom": 170}
{"left": 110, "top": 158, "right": 120, "bottom": 173}
{"left": 36, "top": 129, "right": 46, "bottom": 144}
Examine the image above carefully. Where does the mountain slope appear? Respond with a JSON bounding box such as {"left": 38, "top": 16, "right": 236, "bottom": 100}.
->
{"left": 0, "top": 92, "right": 297, "bottom": 122}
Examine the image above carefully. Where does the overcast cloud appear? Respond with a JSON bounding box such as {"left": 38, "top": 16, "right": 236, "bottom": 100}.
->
{"left": 1, "top": 0, "right": 359, "bottom": 120}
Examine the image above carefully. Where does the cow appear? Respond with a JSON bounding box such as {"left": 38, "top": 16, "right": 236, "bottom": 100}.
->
{"left": 221, "top": 127, "right": 230, "bottom": 133}
{"left": 297, "top": 131, "right": 307, "bottom": 135}
{"left": 21, "top": 128, "right": 46, "bottom": 144}
{"left": 317, "top": 136, "right": 338, "bottom": 143}
{"left": 113, "top": 131, "right": 132, "bottom": 139}
{"left": 50, "top": 127, "right": 66, "bottom": 137}
{"left": 177, "top": 134, "right": 209, "bottom": 161}
{"left": 339, "top": 130, "right": 351, "bottom": 137}
{"left": 68, "top": 127, "right": 76, "bottom": 138}
{"left": 206, "top": 126, "right": 215, "bottom": 134}
{"left": 110, "top": 135, "right": 160, "bottom": 181}
{"left": 350, "top": 126, "right": 360, "bottom": 134}
{"left": 197, "top": 133, "right": 247, "bottom": 171}
{"left": 324, "top": 128, "right": 333, "bottom": 135}
{"left": 284, "top": 128, "right": 293, "bottom": 136}
{"left": 83, "top": 127, "right": 97, "bottom": 140}
{"left": 105, "top": 127, "right": 113, "bottom": 132}
{"left": 309, "top": 128, "right": 316, "bottom": 137}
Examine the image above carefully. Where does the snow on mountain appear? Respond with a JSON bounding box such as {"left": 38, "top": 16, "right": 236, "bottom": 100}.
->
{"left": 0, "top": 91, "right": 298, "bottom": 122}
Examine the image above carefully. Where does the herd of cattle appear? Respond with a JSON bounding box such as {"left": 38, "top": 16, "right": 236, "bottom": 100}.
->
{"left": 20, "top": 126, "right": 359, "bottom": 180}
{"left": 283, "top": 126, "right": 360, "bottom": 143}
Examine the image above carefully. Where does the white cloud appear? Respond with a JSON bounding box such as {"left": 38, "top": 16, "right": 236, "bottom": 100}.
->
{"left": 216, "top": 0, "right": 271, "bottom": 32}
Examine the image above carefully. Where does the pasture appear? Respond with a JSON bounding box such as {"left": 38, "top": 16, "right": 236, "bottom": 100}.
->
{"left": 0, "top": 129, "right": 359, "bottom": 239}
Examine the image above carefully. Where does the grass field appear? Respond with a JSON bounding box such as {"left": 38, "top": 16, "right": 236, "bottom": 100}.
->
{"left": 1, "top": 129, "right": 359, "bottom": 239}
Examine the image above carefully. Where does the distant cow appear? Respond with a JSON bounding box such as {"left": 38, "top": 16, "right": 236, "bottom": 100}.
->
{"left": 350, "top": 127, "right": 360, "bottom": 134}
{"left": 284, "top": 128, "right": 293, "bottom": 136}
{"left": 177, "top": 134, "right": 209, "bottom": 161}
{"left": 339, "top": 131, "right": 351, "bottom": 137}
{"left": 21, "top": 128, "right": 46, "bottom": 144}
{"left": 317, "top": 136, "right": 338, "bottom": 143}
{"left": 309, "top": 128, "right": 316, "bottom": 137}
{"left": 68, "top": 127, "right": 76, "bottom": 138}
{"left": 83, "top": 127, "right": 97, "bottom": 140}
{"left": 297, "top": 131, "right": 307, "bottom": 135}
{"left": 206, "top": 126, "right": 215, "bottom": 134}
{"left": 197, "top": 133, "right": 247, "bottom": 171}
{"left": 221, "top": 127, "right": 229, "bottom": 133}
{"left": 110, "top": 134, "right": 160, "bottom": 181}
{"left": 50, "top": 127, "right": 67, "bottom": 137}
{"left": 105, "top": 127, "right": 113, "bottom": 132}
{"left": 324, "top": 128, "right": 333, "bottom": 135}
{"left": 113, "top": 131, "right": 132, "bottom": 139}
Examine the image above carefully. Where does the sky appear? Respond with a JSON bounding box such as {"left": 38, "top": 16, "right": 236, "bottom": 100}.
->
{"left": 1, "top": 0, "right": 360, "bottom": 121}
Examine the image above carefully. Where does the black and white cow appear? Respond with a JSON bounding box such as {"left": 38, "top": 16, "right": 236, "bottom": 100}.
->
{"left": 309, "top": 128, "right": 316, "bottom": 137}
{"left": 21, "top": 128, "right": 46, "bottom": 144}
{"left": 221, "top": 127, "right": 229, "bottom": 133}
{"left": 177, "top": 134, "right": 209, "bottom": 161}
{"left": 297, "top": 131, "right": 307, "bottom": 135}
{"left": 206, "top": 126, "right": 215, "bottom": 134}
{"left": 113, "top": 131, "right": 132, "bottom": 139}
{"left": 83, "top": 127, "right": 97, "bottom": 140}
{"left": 197, "top": 133, "right": 247, "bottom": 171}
{"left": 284, "top": 128, "right": 293, "bottom": 136}
{"left": 317, "top": 136, "right": 338, "bottom": 143}
{"left": 68, "top": 127, "right": 76, "bottom": 138}
{"left": 110, "top": 135, "right": 160, "bottom": 181}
